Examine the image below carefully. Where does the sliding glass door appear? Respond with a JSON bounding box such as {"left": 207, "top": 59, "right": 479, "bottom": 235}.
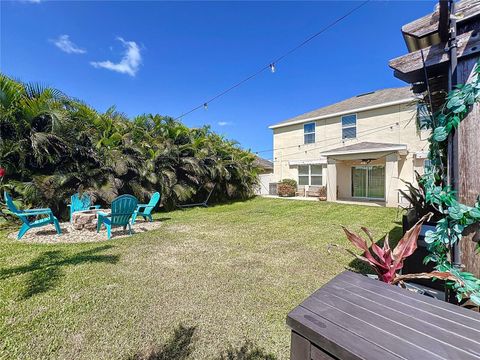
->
{"left": 351, "top": 166, "right": 385, "bottom": 199}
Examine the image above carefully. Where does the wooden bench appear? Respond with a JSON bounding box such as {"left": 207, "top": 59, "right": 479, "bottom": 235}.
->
{"left": 287, "top": 271, "right": 480, "bottom": 360}
{"left": 296, "top": 186, "right": 306, "bottom": 197}
{"left": 305, "top": 186, "right": 321, "bottom": 197}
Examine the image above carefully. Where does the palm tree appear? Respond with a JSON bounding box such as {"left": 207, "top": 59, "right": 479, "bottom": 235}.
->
{"left": 0, "top": 74, "right": 260, "bottom": 219}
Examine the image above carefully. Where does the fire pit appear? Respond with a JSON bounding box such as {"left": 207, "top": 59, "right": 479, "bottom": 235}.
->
{"left": 72, "top": 209, "right": 109, "bottom": 230}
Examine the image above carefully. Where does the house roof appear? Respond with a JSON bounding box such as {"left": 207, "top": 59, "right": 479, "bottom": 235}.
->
{"left": 254, "top": 156, "right": 273, "bottom": 171}
{"left": 321, "top": 142, "right": 407, "bottom": 156}
{"left": 269, "top": 86, "right": 415, "bottom": 129}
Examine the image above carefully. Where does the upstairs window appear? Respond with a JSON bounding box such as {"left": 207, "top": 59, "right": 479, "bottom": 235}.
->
{"left": 304, "top": 122, "right": 315, "bottom": 144}
{"left": 424, "top": 159, "right": 432, "bottom": 171}
{"left": 342, "top": 114, "right": 357, "bottom": 139}
{"left": 417, "top": 103, "right": 432, "bottom": 129}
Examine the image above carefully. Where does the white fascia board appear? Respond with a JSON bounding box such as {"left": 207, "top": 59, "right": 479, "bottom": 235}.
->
{"left": 268, "top": 97, "right": 417, "bottom": 129}
{"left": 289, "top": 158, "right": 328, "bottom": 166}
{"left": 321, "top": 145, "right": 407, "bottom": 157}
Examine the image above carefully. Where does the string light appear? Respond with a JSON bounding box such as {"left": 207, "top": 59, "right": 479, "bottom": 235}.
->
{"left": 203, "top": 103, "right": 208, "bottom": 110}
{"left": 174, "top": 0, "right": 371, "bottom": 120}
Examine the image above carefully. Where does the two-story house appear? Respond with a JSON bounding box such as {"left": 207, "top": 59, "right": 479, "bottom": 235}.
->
{"left": 269, "top": 87, "right": 429, "bottom": 207}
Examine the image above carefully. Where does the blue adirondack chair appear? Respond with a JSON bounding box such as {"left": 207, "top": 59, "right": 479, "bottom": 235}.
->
{"left": 4, "top": 192, "right": 61, "bottom": 239}
{"left": 68, "top": 193, "right": 100, "bottom": 222}
{"left": 131, "top": 192, "right": 160, "bottom": 224}
{"left": 96, "top": 194, "right": 138, "bottom": 240}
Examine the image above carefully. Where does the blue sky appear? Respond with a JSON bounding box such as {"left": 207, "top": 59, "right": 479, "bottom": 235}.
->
{"left": 1, "top": 1, "right": 435, "bottom": 159}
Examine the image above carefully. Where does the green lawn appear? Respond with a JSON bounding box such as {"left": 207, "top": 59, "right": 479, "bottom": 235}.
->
{"left": 0, "top": 197, "right": 402, "bottom": 360}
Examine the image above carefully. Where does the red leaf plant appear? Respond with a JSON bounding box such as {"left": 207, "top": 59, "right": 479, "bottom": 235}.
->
{"left": 341, "top": 213, "right": 432, "bottom": 284}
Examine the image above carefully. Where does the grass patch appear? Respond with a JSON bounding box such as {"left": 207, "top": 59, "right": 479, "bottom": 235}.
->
{"left": 0, "top": 197, "right": 402, "bottom": 359}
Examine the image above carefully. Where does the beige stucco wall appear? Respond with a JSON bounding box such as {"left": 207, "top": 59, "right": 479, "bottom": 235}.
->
{"left": 271, "top": 101, "right": 429, "bottom": 206}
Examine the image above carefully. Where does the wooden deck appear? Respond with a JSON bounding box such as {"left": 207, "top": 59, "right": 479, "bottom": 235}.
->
{"left": 287, "top": 271, "right": 480, "bottom": 360}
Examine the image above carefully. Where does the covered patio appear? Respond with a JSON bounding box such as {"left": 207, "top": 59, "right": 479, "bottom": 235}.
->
{"left": 321, "top": 142, "right": 409, "bottom": 207}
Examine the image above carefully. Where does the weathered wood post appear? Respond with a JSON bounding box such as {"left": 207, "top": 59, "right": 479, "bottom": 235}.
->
{"left": 457, "top": 56, "right": 480, "bottom": 277}
{"left": 389, "top": 0, "right": 480, "bottom": 278}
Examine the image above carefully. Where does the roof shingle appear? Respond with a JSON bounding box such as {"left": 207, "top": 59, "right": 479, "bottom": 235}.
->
{"left": 254, "top": 156, "right": 273, "bottom": 171}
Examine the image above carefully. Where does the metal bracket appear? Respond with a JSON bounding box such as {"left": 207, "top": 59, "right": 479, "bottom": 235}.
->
{"left": 444, "top": 40, "right": 458, "bottom": 52}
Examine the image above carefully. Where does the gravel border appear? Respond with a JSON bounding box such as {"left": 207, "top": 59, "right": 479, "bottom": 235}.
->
{"left": 7, "top": 220, "right": 163, "bottom": 243}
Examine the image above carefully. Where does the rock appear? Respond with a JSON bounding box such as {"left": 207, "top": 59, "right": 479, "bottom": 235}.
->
{"left": 72, "top": 210, "right": 99, "bottom": 230}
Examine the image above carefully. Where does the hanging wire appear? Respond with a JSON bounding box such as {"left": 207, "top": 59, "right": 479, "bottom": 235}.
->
{"left": 174, "top": 0, "right": 371, "bottom": 120}
{"left": 420, "top": 49, "right": 435, "bottom": 128}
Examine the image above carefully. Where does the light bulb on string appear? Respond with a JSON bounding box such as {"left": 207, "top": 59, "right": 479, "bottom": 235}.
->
{"left": 203, "top": 103, "right": 208, "bottom": 110}
{"left": 269, "top": 63, "right": 276, "bottom": 73}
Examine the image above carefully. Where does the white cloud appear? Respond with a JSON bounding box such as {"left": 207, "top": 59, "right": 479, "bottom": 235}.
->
{"left": 51, "top": 35, "right": 86, "bottom": 54}
{"left": 90, "top": 37, "right": 141, "bottom": 77}
{"left": 218, "top": 121, "right": 232, "bottom": 127}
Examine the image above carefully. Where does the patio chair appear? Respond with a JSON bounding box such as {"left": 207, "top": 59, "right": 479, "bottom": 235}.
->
{"left": 177, "top": 184, "right": 215, "bottom": 209}
{"left": 68, "top": 192, "right": 100, "bottom": 222}
{"left": 96, "top": 194, "right": 138, "bottom": 240}
{"left": 4, "top": 192, "right": 61, "bottom": 239}
{"left": 131, "top": 192, "right": 160, "bottom": 224}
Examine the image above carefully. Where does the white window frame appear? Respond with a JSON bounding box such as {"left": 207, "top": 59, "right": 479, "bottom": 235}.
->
{"left": 341, "top": 114, "right": 357, "bottom": 140}
{"left": 303, "top": 122, "right": 316, "bottom": 144}
{"left": 298, "top": 164, "right": 323, "bottom": 186}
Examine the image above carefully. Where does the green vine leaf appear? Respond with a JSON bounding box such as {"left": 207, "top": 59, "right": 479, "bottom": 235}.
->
{"left": 419, "top": 58, "right": 480, "bottom": 306}
{"left": 433, "top": 127, "right": 448, "bottom": 142}
{"left": 469, "top": 207, "right": 480, "bottom": 219}
{"left": 471, "top": 294, "right": 480, "bottom": 305}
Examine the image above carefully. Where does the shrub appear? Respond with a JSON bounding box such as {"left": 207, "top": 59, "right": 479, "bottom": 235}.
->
{"left": 277, "top": 179, "right": 297, "bottom": 197}
{"left": 279, "top": 179, "right": 297, "bottom": 187}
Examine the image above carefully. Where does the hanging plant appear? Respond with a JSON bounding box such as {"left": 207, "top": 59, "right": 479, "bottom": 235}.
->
{"left": 418, "top": 59, "right": 480, "bottom": 305}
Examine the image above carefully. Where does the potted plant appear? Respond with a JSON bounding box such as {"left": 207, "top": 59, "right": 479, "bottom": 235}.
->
{"left": 337, "top": 213, "right": 480, "bottom": 307}
{"left": 318, "top": 185, "right": 327, "bottom": 201}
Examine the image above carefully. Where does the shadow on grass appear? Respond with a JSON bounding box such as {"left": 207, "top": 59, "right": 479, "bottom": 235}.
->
{"left": 216, "top": 341, "right": 276, "bottom": 360}
{"left": 128, "top": 324, "right": 196, "bottom": 360}
{"left": 0, "top": 245, "right": 119, "bottom": 299}
{"left": 348, "top": 224, "right": 403, "bottom": 275}
{"left": 128, "top": 327, "right": 274, "bottom": 360}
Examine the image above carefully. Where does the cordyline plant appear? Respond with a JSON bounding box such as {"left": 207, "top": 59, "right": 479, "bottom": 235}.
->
{"left": 340, "top": 213, "right": 465, "bottom": 288}
{"left": 341, "top": 214, "right": 431, "bottom": 283}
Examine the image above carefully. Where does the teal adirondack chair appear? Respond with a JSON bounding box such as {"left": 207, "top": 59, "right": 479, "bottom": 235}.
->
{"left": 131, "top": 192, "right": 160, "bottom": 224}
{"left": 68, "top": 193, "right": 100, "bottom": 222}
{"left": 4, "top": 192, "right": 61, "bottom": 239}
{"left": 96, "top": 194, "right": 138, "bottom": 240}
